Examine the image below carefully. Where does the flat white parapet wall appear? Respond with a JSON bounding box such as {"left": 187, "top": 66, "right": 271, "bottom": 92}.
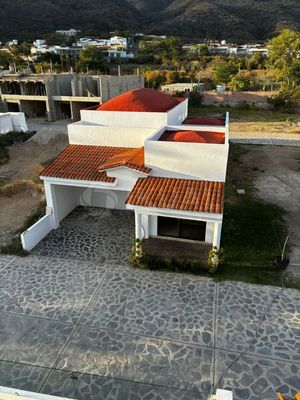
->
{"left": 21, "top": 213, "right": 54, "bottom": 251}
{"left": 209, "top": 389, "right": 233, "bottom": 400}
{"left": 9, "top": 112, "right": 28, "bottom": 132}
{"left": 0, "top": 113, "right": 13, "bottom": 134}
{"left": 68, "top": 121, "right": 157, "bottom": 147}
{"left": 166, "top": 99, "right": 188, "bottom": 125}
{"left": 79, "top": 100, "right": 188, "bottom": 129}
{"left": 0, "top": 113, "right": 28, "bottom": 134}
{"left": 144, "top": 126, "right": 229, "bottom": 182}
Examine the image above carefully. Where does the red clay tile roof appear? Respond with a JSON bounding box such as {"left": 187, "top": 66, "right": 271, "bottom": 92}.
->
{"left": 41, "top": 145, "right": 137, "bottom": 182}
{"left": 98, "top": 147, "right": 151, "bottom": 174}
{"left": 126, "top": 177, "right": 224, "bottom": 214}
{"left": 159, "top": 130, "right": 225, "bottom": 144}
{"left": 97, "top": 88, "right": 181, "bottom": 112}
{"left": 184, "top": 117, "right": 225, "bottom": 126}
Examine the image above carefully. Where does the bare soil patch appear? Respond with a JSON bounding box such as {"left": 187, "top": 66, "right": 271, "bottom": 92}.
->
{"left": 0, "top": 127, "right": 68, "bottom": 248}
{"left": 241, "top": 145, "right": 300, "bottom": 271}
{"left": 0, "top": 130, "right": 68, "bottom": 181}
{"left": 0, "top": 190, "right": 44, "bottom": 247}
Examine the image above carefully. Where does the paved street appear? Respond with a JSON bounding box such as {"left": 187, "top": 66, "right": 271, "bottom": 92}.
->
{"left": 0, "top": 207, "right": 300, "bottom": 399}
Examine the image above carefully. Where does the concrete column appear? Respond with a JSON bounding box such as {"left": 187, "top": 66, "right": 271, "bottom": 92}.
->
{"left": 213, "top": 222, "right": 222, "bottom": 249}
{"left": 44, "top": 181, "right": 59, "bottom": 229}
{"left": 135, "top": 212, "right": 143, "bottom": 240}
{"left": 142, "top": 214, "right": 149, "bottom": 239}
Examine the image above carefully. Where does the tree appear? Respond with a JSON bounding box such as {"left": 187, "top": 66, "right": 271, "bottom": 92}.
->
{"left": 267, "top": 29, "right": 300, "bottom": 86}
{"left": 37, "top": 52, "right": 61, "bottom": 64}
{"left": 76, "top": 46, "right": 105, "bottom": 72}
{"left": 165, "top": 70, "right": 181, "bottom": 84}
{"left": 247, "top": 52, "right": 266, "bottom": 70}
{"left": 143, "top": 70, "right": 167, "bottom": 89}
{"left": 0, "top": 51, "right": 13, "bottom": 69}
{"left": 10, "top": 42, "right": 31, "bottom": 58}
{"left": 212, "top": 59, "right": 239, "bottom": 85}
{"left": 228, "top": 75, "right": 251, "bottom": 91}
{"left": 139, "top": 37, "right": 182, "bottom": 66}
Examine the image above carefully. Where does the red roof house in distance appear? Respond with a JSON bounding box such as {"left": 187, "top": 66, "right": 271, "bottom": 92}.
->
{"left": 21, "top": 87, "right": 230, "bottom": 258}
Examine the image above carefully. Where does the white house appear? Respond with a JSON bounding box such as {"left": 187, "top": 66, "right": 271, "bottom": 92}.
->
{"left": 56, "top": 29, "right": 81, "bottom": 37}
{"left": 21, "top": 88, "right": 229, "bottom": 257}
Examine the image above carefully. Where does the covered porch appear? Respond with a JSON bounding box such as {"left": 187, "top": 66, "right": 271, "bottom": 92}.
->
{"left": 126, "top": 177, "right": 224, "bottom": 259}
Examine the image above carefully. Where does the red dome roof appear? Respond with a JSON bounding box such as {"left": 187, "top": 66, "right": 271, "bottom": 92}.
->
{"left": 159, "top": 130, "right": 225, "bottom": 144}
{"left": 97, "top": 88, "right": 180, "bottom": 112}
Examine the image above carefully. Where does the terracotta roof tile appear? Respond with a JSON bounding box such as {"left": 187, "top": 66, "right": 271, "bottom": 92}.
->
{"left": 98, "top": 147, "right": 151, "bottom": 174}
{"left": 41, "top": 145, "right": 137, "bottom": 182}
{"left": 126, "top": 177, "right": 224, "bottom": 214}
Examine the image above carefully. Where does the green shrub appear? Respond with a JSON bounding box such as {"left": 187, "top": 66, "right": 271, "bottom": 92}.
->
{"left": 188, "top": 90, "right": 203, "bottom": 106}
{"left": 267, "top": 88, "right": 299, "bottom": 112}
{"left": 228, "top": 75, "right": 251, "bottom": 91}
{"left": 129, "top": 251, "right": 208, "bottom": 276}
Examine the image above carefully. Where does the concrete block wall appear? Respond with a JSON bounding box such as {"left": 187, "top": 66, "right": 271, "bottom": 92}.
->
{"left": 99, "top": 75, "right": 144, "bottom": 102}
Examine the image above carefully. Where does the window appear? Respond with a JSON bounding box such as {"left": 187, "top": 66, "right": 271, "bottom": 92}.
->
{"left": 158, "top": 217, "right": 206, "bottom": 241}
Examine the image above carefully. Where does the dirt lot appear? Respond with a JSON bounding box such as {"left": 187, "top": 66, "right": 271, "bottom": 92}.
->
{"left": 0, "top": 126, "right": 68, "bottom": 247}
{"left": 0, "top": 128, "right": 68, "bottom": 181}
{"left": 190, "top": 105, "right": 300, "bottom": 135}
{"left": 241, "top": 145, "right": 300, "bottom": 274}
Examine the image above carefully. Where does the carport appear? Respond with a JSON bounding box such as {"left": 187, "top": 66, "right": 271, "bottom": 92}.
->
{"left": 20, "top": 144, "right": 140, "bottom": 251}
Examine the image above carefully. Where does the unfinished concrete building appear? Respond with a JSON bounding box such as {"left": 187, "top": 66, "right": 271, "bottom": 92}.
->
{"left": 0, "top": 73, "right": 144, "bottom": 121}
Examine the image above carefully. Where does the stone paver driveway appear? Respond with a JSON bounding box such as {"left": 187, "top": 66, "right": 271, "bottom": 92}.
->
{"left": 0, "top": 207, "right": 300, "bottom": 400}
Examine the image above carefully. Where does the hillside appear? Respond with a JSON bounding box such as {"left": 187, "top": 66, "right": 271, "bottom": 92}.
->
{"left": 1, "top": 0, "right": 300, "bottom": 41}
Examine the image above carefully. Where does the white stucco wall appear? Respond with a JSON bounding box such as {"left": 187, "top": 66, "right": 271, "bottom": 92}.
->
{"left": 45, "top": 183, "right": 82, "bottom": 227}
{"left": 166, "top": 99, "right": 188, "bottom": 125}
{"left": 79, "top": 188, "right": 129, "bottom": 210}
{"left": 0, "top": 112, "right": 28, "bottom": 133}
{"left": 68, "top": 122, "right": 156, "bottom": 147}
{"left": 80, "top": 109, "right": 168, "bottom": 128}
{"left": 9, "top": 112, "right": 28, "bottom": 132}
{"left": 106, "top": 168, "right": 147, "bottom": 191}
{"left": 205, "top": 221, "right": 214, "bottom": 243}
{"left": 21, "top": 214, "right": 53, "bottom": 251}
{"left": 79, "top": 102, "right": 186, "bottom": 129}
{"left": 149, "top": 215, "right": 158, "bottom": 236}
{"left": 145, "top": 140, "right": 229, "bottom": 182}
{"left": 0, "top": 113, "right": 13, "bottom": 134}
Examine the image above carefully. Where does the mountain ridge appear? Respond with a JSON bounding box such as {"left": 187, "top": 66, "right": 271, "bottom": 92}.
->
{"left": 1, "top": 0, "right": 300, "bottom": 41}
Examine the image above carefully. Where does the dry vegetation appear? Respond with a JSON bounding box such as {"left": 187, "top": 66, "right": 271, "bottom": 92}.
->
{"left": 0, "top": 129, "right": 68, "bottom": 252}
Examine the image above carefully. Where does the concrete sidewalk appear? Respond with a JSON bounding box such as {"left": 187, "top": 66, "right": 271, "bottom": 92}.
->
{"left": 230, "top": 132, "right": 300, "bottom": 146}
